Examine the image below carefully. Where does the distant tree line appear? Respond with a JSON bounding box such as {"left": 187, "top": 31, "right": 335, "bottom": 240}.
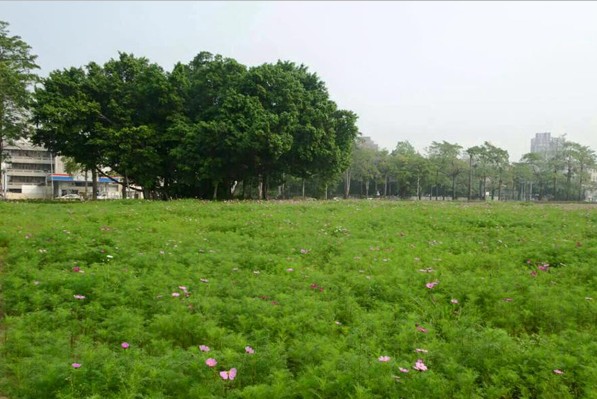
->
{"left": 335, "top": 137, "right": 597, "bottom": 202}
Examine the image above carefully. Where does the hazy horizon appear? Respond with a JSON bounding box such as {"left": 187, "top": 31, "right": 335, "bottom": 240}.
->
{"left": 3, "top": 1, "right": 597, "bottom": 162}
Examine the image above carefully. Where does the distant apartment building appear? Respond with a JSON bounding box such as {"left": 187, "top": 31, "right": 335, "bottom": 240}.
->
{"left": 530, "top": 132, "right": 566, "bottom": 156}
{"left": 1, "top": 139, "right": 124, "bottom": 200}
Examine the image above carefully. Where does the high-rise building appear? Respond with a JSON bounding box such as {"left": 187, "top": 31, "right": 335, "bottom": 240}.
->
{"left": 530, "top": 132, "right": 566, "bottom": 156}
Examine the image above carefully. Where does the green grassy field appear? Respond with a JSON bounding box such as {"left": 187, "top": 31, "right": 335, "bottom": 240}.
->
{"left": 0, "top": 200, "right": 596, "bottom": 398}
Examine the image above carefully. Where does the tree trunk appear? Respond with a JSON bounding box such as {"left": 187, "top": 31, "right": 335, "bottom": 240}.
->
{"left": 122, "top": 174, "right": 128, "bottom": 199}
{"left": 579, "top": 165, "right": 584, "bottom": 201}
{"left": 417, "top": 174, "right": 421, "bottom": 200}
{"left": 324, "top": 183, "right": 328, "bottom": 200}
{"left": 566, "top": 165, "right": 572, "bottom": 201}
{"left": 553, "top": 171, "right": 557, "bottom": 201}
{"left": 468, "top": 156, "right": 472, "bottom": 200}
{"left": 91, "top": 168, "right": 98, "bottom": 200}
{"left": 302, "top": 178, "right": 306, "bottom": 199}
{"left": 344, "top": 169, "right": 351, "bottom": 199}
{"left": 262, "top": 175, "right": 268, "bottom": 200}
{"left": 384, "top": 174, "right": 388, "bottom": 197}
{"left": 365, "top": 180, "right": 369, "bottom": 197}
{"left": 212, "top": 181, "right": 219, "bottom": 200}
{"left": 452, "top": 175, "right": 456, "bottom": 200}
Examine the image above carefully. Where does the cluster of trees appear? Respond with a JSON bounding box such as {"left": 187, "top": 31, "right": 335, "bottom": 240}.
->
{"left": 341, "top": 137, "right": 596, "bottom": 202}
{"left": 31, "top": 51, "right": 359, "bottom": 200}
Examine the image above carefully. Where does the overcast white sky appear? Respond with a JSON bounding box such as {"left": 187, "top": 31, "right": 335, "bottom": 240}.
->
{"left": 3, "top": 1, "right": 597, "bottom": 161}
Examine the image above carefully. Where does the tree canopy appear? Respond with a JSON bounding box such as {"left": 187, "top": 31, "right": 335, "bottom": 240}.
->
{"left": 0, "top": 20, "right": 39, "bottom": 194}
{"left": 32, "top": 51, "right": 359, "bottom": 199}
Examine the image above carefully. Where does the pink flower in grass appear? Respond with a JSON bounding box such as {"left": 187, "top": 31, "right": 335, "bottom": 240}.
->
{"left": 538, "top": 263, "right": 550, "bottom": 271}
{"left": 73, "top": 295, "right": 85, "bottom": 300}
{"left": 220, "top": 367, "right": 237, "bottom": 380}
{"left": 378, "top": 356, "right": 391, "bottom": 362}
{"left": 450, "top": 298, "right": 459, "bottom": 304}
{"left": 415, "top": 348, "right": 428, "bottom": 353}
{"left": 199, "top": 345, "right": 210, "bottom": 352}
{"left": 413, "top": 359, "right": 428, "bottom": 371}
{"left": 121, "top": 342, "right": 129, "bottom": 349}
{"left": 503, "top": 298, "right": 513, "bottom": 302}
{"left": 205, "top": 358, "right": 217, "bottom": 367}
{"left": 245, "top": 346, "right": 255, "bottom": 354}
{"left": 553, "top": 369, "right": 564, "bottom": 375}
{"left": 171, "top": 292, "right": 180, "bottom": 297}
{"left": 399, "top": 367, "right": 409, "bottom": 373}
{"left": 426, "top": 281, "right": 439, "bottom": 289}
{"left": 72, "top": 266, "right": 81, "bottom": 272}
{"left": 416, "top": 324, "right": 428, "bottom": 333}
{"left": 200, "top": 278, "right": 209, "bottom": 283}
{"left": 71, "top": 363, "right": 81, "bottom": 369}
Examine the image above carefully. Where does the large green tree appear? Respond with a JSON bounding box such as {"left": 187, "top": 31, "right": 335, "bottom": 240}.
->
{"left": 32, "top": 66, "right": 105, "bottom": 198}
{"left": 0, "top": 20, "right": 39, "bottom": 195}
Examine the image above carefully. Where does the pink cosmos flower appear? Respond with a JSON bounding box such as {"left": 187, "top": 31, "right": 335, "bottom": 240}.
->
{"left": 399, "top": 367, "right": 409, "bottom": 373}
{"left": 413, "top": 359, "right": 428, "bottom": 371}
{"left": 538, "top": 263, "right": 549, "bottom": 271}
{"left": 553, "top": 369, "right": 564, "bottom": 375}
{"left": 426, "top": 281, "right": 439, "bottom": 289}
{"left": 300, "top": 248, "right": 310, "bottom": 254}
{"left": 287, "top": 268, "right": 294, "bottom": 272}
{"left": 378, "top": 356, "right": 391, "bottom": 362}
{"left": 178, "top": 286, "right": 188, "bottom": 292}
{"left": 200, "top": 278, "right": 209, "bottom": 283}
{"left": 199, "top": 345, "right": 210, "bottom": 352}
{"left": 72, "top": 363, "right": 81, "bottom": 369}
{"left": 171, "top": 292, "right": 180, "bottom": 297}
{"left": 121, "top": 342, "right": 129, "bottom": 349}
{"left": 73, "top": 295, "right": 85, "bottom": 300}
{"left": 220, "top": 367, "right": 237, "bottom": 380}
{"left": 72, "top": 266, "right": 81, "bottom": 272}
{"left": 415, "top": 348, "right": 428, "bottom": 353}
{"left": 245, "top": 346, "right": 255, "bottom": 354}
{"left": 450, "top": 299, "right": 459, "bottom": 304}
{"left": 205, "top": 358, "right": 217, "bottom": 367}
{"left": 416, "top": 324, "right": 428, "bottom": 333}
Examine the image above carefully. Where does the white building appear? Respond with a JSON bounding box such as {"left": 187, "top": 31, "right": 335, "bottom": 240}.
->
{"left": 1, "top": 140, "right": 53, "bottom": 199}
{"left": 1, "top": 139, "right": 125, "bottom": 200}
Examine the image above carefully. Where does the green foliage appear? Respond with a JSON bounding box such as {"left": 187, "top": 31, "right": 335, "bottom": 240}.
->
{"left": 1, "top": 200, "right": 596, "bottom": 398}
{"left": 31, "top": 52, "right": 359, "bottom": 200}
{"left": 0, "top": 20, "right": 39, "bottom": 144}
